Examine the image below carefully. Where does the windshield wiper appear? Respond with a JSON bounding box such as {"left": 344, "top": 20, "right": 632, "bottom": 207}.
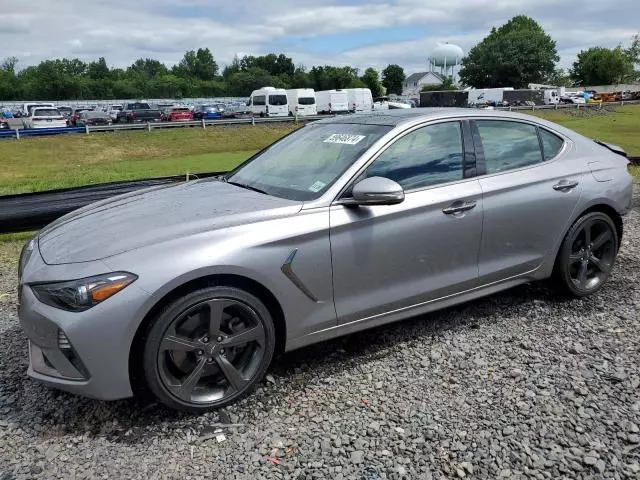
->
{"left": 226, "top": 180, "right": 269, "bottom": 195}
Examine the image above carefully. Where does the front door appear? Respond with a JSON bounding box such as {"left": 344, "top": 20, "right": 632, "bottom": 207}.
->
{"left": 329, "top": 121, "right": 483, "bottom": 324}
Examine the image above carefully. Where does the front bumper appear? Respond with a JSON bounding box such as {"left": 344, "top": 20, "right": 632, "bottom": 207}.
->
{"left": 18, "top": 244, "right": 152, "bottom": 400}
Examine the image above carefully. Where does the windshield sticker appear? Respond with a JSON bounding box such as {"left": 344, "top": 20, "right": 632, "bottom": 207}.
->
{"left": 323, "top": 134, "right": 366, "bottom": 145}
{"left": 309, "top": 180, "right": 326, "bottom": 192}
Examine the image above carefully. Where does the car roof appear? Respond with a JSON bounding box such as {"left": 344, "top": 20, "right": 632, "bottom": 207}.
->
{"left": 312, "top": 107, "right": 549, "bottom": 127}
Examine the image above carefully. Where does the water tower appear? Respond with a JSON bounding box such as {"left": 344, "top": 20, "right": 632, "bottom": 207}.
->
{"left": 429, "top": 43, "right": 464, "bottom": 82}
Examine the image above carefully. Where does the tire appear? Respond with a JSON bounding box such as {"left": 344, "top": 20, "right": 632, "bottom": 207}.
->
{"left": 553, "top": 212, "right": 619, "bottom": 297}
{"left": 142, "top": 286, "right": 276, "bottom": 412}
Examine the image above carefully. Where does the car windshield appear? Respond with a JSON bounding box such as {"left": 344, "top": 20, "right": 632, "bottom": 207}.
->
{"left": 226, "top": 123, "right": 391, "bottom": 201}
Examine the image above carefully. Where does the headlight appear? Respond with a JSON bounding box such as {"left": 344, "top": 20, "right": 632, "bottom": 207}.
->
{"left": 31, "top": 272, "right": 137, "bottom": 312}
{"left": 18, "top": 237, "right": 37, "bottom": 281}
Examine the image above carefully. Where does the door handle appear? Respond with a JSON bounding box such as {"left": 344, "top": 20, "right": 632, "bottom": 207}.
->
{"left": 442, "top": 200, "right": 477, "bottom": 215}
{"left": 553, "top": 180, "right": 579, "bottom": 191}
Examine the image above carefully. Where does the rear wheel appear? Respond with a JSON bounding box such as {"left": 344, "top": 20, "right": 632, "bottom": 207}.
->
{"left": 553, "top": 212, "right": 618, "bottom": 297}
{"left": 142, "top": 286, "right": 276, "bottom": 412}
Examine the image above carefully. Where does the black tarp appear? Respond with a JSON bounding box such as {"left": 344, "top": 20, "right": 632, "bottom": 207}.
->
{"left": 0, "top": 172, "right": 223, "bottom": 233}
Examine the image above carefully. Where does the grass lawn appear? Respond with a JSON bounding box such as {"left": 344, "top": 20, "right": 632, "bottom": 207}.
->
{"left": 531, "top": 105, "right": 640, "bottom": 156}
{"left": 0, "top": 124, "right": 297, "bottom": 195}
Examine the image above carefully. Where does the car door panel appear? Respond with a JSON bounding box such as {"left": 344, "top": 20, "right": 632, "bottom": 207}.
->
{"left": 330, "top": 179, "right": 483, "bottom": 325}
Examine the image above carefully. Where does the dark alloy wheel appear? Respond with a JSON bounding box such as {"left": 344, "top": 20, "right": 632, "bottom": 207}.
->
{"left": 143, "top": 286, "right": 275, "bottom": 412}
{"left": 554, "top": 212, "right": 618, "bottom": 297}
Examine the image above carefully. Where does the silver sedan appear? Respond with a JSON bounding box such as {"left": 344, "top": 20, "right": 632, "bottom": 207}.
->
{"left": 18, "top": 109, "right": 634, "bottom": 411}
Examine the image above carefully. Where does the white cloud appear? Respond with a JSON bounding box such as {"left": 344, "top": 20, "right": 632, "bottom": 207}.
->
{"left": 0, "top": 0, "right": 637, "bottom": 74}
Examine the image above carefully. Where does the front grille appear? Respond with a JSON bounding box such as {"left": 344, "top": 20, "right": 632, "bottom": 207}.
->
{"left": 58, "top": 330, "right": 71, "bottom": 349}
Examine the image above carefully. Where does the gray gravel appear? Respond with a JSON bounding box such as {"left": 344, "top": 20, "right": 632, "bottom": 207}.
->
{"left": 1, "top": 191, "right": 639, "bottom": 479}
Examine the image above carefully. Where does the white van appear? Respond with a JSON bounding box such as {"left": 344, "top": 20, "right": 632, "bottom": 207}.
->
{"left": 22, "top": 102, "right": 54, "bottom": 116}
{"left": 248, "top": 87, "right": 288, "bottom": 117}
{"left": 315, "top": 89, "right": 349, "bottom": 114}
{"left": 345, "top": 88, "right": 373, "bottom": 113}
{"left": 285, "top": 88, "right": 317, "bottom": 116}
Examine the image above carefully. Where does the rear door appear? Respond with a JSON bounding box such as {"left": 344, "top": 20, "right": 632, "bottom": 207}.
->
{"left": 330, "top": 120, "right": 483, "bottom": 324}
{"left": 471, "top": 119, "right": 583, "bottom": 284}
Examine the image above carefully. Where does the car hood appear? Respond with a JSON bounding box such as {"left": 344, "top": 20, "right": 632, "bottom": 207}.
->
{"left": 38, "top": 179, "right": 302, "bottom": 265}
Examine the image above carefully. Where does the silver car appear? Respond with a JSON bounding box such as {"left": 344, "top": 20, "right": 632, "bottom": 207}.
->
{"left": 18, "top": 109, "right": 633, "bottom": 412}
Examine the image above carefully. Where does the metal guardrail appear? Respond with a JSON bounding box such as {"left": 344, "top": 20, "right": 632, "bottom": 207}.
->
{"left": 1, "top": 101, "right": 639, "bottom": 140}
{"left": 0, "top": 115, "right": 328, "bottom": 139}
{"left": 494, "top": 100, "right": 640, "bottom": 111}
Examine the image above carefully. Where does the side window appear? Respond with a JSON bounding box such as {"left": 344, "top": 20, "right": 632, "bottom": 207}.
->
{"left": 365, "top": 122, "right": 464, "bottom": 190}
{"left": 253, "top": 95, "right": 266, "bottom": 106}
{"left": 539, "top": 128, "right": 564, "bottom": 160}
{"left": 476, "top": 120, "right": 543, "bottom": 173}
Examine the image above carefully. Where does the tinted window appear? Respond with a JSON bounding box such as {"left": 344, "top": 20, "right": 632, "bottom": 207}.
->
{"left": 298, "top": 97, "right": 315, "bottom": 105}
{"left": 269, "top": 95, "right": 287, "bottom": 106}
{"left": 365, "top": 122, "right": 463, "bottom": 190}
{"left": 476, "top": 120, "right": 542, "bottom": 173}
{"left": 539, "top": 128, "right": 564, "bottom": 160}
{"left": 253, "top": 95, "right": 266, "bottom": 106}
{"left": 33, "top": 109, "right": 60, "bottom": 117}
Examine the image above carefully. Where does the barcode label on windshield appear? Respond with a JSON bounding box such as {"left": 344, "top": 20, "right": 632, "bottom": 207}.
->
{"left": 324, "top": 134, "right": 366, "bottom": 145}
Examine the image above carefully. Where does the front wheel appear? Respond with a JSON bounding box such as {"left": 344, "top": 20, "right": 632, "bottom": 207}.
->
{"left": 553, "top": 212, "right": 618, "bottom": 297}
{"left": 142, "top": 286, "right": 276, "bottom": 412}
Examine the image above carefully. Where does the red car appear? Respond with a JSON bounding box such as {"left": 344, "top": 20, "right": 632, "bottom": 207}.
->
{"left": 165, "top": 107, "right": 193, "bottom": 122}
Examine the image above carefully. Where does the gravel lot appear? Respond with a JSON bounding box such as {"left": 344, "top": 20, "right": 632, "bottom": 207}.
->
{"left": 1, "top": 190, "right": 639, "bottom": 480}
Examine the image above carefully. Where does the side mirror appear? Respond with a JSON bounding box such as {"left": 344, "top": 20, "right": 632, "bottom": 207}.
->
{"left": 351, "top": 176, "right": 405, "bottom": 206}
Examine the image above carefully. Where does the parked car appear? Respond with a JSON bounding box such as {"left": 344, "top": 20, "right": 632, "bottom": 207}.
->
{"left": 76, "top": 111, "right": 112, "bottom": 127}
{"left": 68, "top": 107, "right": 92, "bottom": 126}
{"left": 22, "top": 102, "right": 54, "bottom": 117}
{"left": 164, "top": 107, "right": 194, "bottom": 122}
{"left": 17, "top": 109, "right": 632, "bottom": 412}
{"left": 248, "top": 87, "right": 289, "bottom": 117}
{"left": 193, "top": 104, "right": 223, "bottom": 120}
{"left": 117, "top": 102, "right": 162, "bottom": 123}
{"left": 22, "top": 107, "right": 67, "bottom": 129}
{"left": 57, "top": 106, "right": 73, "bottom": 118}
{"left": 105, "top": 105, "right": 123, "bottom": 122}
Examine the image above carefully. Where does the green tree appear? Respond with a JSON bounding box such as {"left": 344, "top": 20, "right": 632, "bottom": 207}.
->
{"left": 570, "top": 47, "right": 634, "bottom": 86}
{"left": 545, "top": 68, "right": 573, "bottom": 87}
{"left": 173, "top": 48, "right": 218, "bottom": 81}
{"left": 421, "top": 77, "right": 456, "bottom": 92}
{"left": 459, "top": 15, "right": 558, "bottom": 88}
{"left": 87, "top": 57, "right": 110, "bottom": 80}
{"left": 360, "top": 67, "right": 383, "bottom": 97}
{"left": 381, "top": 64, "right": 405, "bottom": 95}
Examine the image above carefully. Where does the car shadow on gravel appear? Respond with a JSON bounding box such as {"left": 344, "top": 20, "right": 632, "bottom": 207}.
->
{"left": 0, "top": 281, "right": 584, "bottom": 444}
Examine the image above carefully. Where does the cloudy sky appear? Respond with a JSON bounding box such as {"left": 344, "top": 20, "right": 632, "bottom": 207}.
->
{"left": 2, "top": 0, "right": 638, "bottom": 74}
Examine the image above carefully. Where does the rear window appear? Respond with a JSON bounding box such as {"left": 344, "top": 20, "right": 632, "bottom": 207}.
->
{"left": 33, "top": 109, "right": 60, "bottom": 117}
{"left": 476, "top": 120, "right": 543, "bottom": 173}
{"left": 269, "top": 95, "right": 287, "bottom": 106}
{"left": 539, "top": 128, "right": 564, "bottom": 160}
{"left": 127, "top": 103, "right": 151, "bottom": 109}
{"left": 298, "top": 97, "right": 315, "bottom": 105}
{"left": 87, "top": 112, "right": 109, "bottom": 118}
{"left": 172, "top": 108, "right": 190, "bottom": 112}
